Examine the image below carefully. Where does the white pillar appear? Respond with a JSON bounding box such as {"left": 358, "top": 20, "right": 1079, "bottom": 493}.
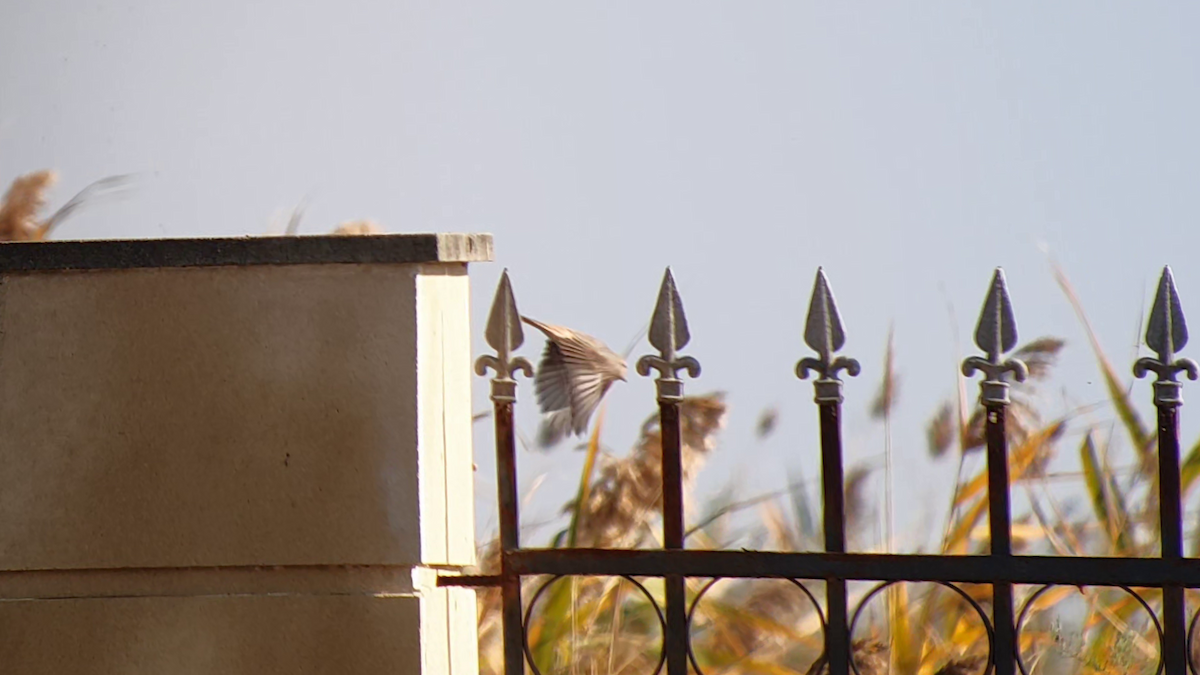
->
{"left": 0, "top": 234, "right": 490, "bottom": 674}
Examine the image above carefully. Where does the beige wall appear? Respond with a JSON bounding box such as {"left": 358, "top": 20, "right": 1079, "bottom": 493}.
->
{"left": 0, "top": 257, "right": 479, "bottom": 673}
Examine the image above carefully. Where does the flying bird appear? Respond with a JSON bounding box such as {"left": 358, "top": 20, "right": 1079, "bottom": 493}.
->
{"left": 521, "top": 316, "right": 627, "bottom": 449}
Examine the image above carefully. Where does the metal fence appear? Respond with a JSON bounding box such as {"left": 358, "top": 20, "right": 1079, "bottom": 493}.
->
{"left": 440, "top": 264, "right": 1200, "bottom": 675}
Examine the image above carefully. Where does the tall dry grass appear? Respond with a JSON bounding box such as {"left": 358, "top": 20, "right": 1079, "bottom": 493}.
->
{"left": 1, "top": 171, "right": 388, "bottom": 241}
{"left": 475, "top": 263, "right": 1194, "bottom": 675}
{"left": 0, "top": 170, "right": 130, "bottom": 241}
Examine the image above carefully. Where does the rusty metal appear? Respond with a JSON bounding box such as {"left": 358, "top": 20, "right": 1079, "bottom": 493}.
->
{"left": 501, "top": 548, "right": 1200, "bottom": 586}
{"left": 445, "top": 263, "right": 1200, "bottom": 675}
{"left": 473, "top": 270, "right": 533, "bottom": 675}
{"left": 636, "top": 268, "right": 700, "bottom": 675}
{"left": 659, "top": 400, "right": 688, "bottom": 675}
{"left": 436, "top": 574, "right": 500, "bottom": 588}
{"left": 494, "top": 402, "right": 525, "bottom": 675}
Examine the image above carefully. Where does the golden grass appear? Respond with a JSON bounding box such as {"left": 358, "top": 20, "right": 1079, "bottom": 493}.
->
{"left": 0, "top": 170, "right": 131, "bottom": 241}
{"left": 332, "top": 219, "right": 382, "bottom": 235}
{"left": 0, "top": 170, "right": 57, "bottom": 241}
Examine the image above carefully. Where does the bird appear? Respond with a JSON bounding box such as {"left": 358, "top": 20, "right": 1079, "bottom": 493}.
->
{"left": 521, "top": 316, "right": 627, "bottom": 449}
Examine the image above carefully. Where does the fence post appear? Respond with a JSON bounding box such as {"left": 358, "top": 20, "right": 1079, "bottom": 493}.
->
{"left": 0, "top": 234, "right": 492, "bottom": 675}
{"left": 796, "top": 268, "right": 860, "bottom": 675}
{"left": 1134, "top": 265, "right": 1198, "bottom": 674}
{"left": 636, "top": 267, "right": 701, "bottom": 675}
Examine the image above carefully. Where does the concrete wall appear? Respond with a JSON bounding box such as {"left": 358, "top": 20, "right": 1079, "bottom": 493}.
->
{"left": 0, "top": 235, "right": 489, "bottom": 674}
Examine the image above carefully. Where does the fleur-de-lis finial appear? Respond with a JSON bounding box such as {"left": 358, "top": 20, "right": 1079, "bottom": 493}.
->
{"left": 636, "top": 267, "right": 701, "bottom": 400}
{"left": 961, "top": 268, "right": 1028, "bottom": 405}
{"left": 475, "top": 270, "right": 533, "bottom": 401}
{"left": 1134, "top": 266, "right": 1199, "bottom": 405}
{"left": 795, "top": 268, "right": 861, "bottom": 389}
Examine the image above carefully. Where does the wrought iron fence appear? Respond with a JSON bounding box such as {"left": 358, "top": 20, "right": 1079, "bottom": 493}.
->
{"left": 440, "top": 264, "right": 1200, "bottom": 675}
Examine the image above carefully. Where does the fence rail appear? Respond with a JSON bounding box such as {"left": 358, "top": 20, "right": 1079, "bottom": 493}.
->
{"left": 440, "top": 264, "right": 1199, "bottom": 675}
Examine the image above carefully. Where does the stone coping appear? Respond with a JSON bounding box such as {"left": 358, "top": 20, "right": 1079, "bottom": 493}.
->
{"left": 0, "top": 233, "right": 494, "bottom": 271}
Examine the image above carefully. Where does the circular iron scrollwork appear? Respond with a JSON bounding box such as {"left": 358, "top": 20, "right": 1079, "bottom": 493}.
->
{"left": 848, "top": 580, "right": 995, "bottom": 675}
{"left": 1187, "top": 604, "right": 1200, "bottom": 675}
{"left": 522, "top": 574, "right": 667, "bottom": 675}
{"left": 1014, "top": 584, "right": 1163, "bottom": 675}
{"left": 685, "top": 577, "right": 827, "bottom": 675}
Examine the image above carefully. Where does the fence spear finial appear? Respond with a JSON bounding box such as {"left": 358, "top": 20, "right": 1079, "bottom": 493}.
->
{"left": 796, "top": 267, "right": 860, "bottom": 387}
{"left": 637, "top": 267, "right": 700, "bottom": 400}
{"left": 1145, "top": 266, "right": 1190, "bottom": 366}
{"left": 647, "top": 266, "right": 691, "bottom": 360}
{"left": 1135, "top": 266, "right": 1198, "bottom": 403}
{"left": 961, "top": 267, "right": 1027, "bottom": 405}
{"left": 804, "top": 267, "right": 845, "bottom": 365}
{"left": 475, "top": 270, "right": 533, "bottom": 401}
{"left": 974, "top": 267, "right": 1019, "bottom": 364}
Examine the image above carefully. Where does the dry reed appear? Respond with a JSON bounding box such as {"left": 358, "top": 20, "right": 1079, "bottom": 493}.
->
{"left": 0, "top": 170, "right": 130, "bottom": 241}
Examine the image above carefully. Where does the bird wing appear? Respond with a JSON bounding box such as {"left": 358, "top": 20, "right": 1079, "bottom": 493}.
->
{"left": 565, "top": 371, "right": 612, "bottom": 436}
{"left": 523, "top": 316, "right": 619, "bottom": 436}
{"left": 521, "top": 316, "right": 562, "bottom": 339}
{"left": 545, "top": 330, "right": 615, "bottom": 434}
{"left": 533, "top": 341, "right": 573, "bottom": 414}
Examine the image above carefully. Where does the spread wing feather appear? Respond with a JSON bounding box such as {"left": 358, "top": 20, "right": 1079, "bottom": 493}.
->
{"left": 534, "top": 342, "right": 572, "bottom": 413}
{"left": 523, "top": 315, "right": 621, "bottom": 441}
{"left": 567, "top": 372, "right": 611, "bottom": 435}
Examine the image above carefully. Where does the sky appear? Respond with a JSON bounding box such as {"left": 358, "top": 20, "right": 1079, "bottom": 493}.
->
{"left": 4, "top": 2, "right": 1200, "bottom": 553}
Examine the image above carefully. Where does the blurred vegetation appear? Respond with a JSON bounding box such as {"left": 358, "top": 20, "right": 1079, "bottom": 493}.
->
{"left": 1, "top": 169, "right": 375, "bottom": 241}
{"left": 0, "top": 170, "right": 130, "bottom": 241}
{"left": 474, "top": 263, "right": 1196, "bottom": 675}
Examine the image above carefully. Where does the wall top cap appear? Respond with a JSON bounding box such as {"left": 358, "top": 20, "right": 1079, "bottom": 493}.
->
{"left": 0, "top": 233, "right": 494, "bottom": 272}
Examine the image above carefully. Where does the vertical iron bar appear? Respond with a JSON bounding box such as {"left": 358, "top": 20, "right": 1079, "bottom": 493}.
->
{"left": 475, "top": 270, "right": 534, "bottom": 675}
{"left": 961, "top": 268, "right": 1026, "bottom": 675}
{"left": 1132, "top": 266, "right": 1198, "bottom": 674}
{"left": 819, "top": 395, "right": 850, "bottom": 675}
{"left": 495, "top": 401, "right": 526, "bottom": 675}
{"left": 1157, "top": 395, "right": 1187, "bottom": 673}
{"left": 636, "top": 268, "right": 700, "bottom": 675}
{"left": 985, "top": 404, "right": 1015, "bottom": 675}
{"left": 796, "top": 268, "right": 859, "bottom": 675}
{"left": 661, "top": 401, "right": 685, "bottom": 550}
{"left": 661, "top": 399, "right": 688, "bottom": 675}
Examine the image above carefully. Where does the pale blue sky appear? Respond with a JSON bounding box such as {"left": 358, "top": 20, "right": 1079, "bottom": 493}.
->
{"left": 4, "top": 3, "right": 1200, "bottom": 551}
